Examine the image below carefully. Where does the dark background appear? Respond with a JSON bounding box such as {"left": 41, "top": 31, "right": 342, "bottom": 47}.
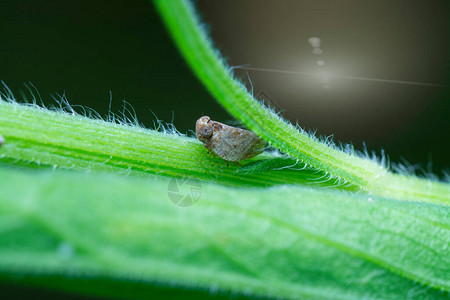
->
{"left": 0, "top": 1, "right": 449, "bottom": 298}
{"left": 0, "top": 0, "right": 449, "bottom": 177}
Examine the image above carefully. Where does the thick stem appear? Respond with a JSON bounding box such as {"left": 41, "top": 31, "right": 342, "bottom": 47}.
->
{"left": 154, "top": 0, "right": 449, "bottom": 204}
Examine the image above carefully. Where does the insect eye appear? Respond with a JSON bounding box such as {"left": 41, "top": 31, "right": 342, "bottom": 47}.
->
{"left": 201, "top": 126, "right": 213, "bottom": 137}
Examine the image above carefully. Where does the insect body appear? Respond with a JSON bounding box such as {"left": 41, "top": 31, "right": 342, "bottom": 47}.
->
{"left": 196, "top": 116, "right": 265, "bottom": 164}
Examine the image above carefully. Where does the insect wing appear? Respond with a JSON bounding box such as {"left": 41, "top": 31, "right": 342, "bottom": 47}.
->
{"left": 210, "top": 125, "right": 264, "bottom": 162}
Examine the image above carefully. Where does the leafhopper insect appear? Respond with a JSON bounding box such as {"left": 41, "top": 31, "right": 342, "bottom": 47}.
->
{"left": 196, "top": 116, "right": 265, "bottom": 165}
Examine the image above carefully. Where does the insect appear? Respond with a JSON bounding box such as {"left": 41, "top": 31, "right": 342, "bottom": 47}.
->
{"left": 0, "top": 134, "right": 4, "bottom": 147}
{"left": 196, "top": 116, "right": 265, "bottom": 165}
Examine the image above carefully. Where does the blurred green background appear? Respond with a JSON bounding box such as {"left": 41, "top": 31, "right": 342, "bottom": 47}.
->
{"left": 0, "top": 0, "right": 449, "bottom": 297}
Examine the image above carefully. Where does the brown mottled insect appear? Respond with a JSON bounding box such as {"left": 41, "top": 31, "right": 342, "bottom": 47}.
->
{"left": 196, "top": 116, "right": 265, "bottom": 165}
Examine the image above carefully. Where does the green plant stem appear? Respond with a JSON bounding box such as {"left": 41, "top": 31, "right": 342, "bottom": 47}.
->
{"left": 153, "top": 0, "right": 450, "bottom": 204}
{"left": 0, "top": 100, "right": 354, "bottom": 190}
{"left": 1, "top": 167, "right": 448, "bottom": 299}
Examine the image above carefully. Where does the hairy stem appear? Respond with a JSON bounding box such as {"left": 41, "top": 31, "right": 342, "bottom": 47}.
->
{"left": 153, "top": 0, "right": 449, "bottom": 204}
{"left": 0, "top": 100, "right": 353, "bottom": 190}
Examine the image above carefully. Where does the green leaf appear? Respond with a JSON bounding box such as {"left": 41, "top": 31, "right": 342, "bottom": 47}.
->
{"left": 0, "top": 0, "right": 448, "bottom": 298}
{"left": 1, "top": 167, "right": 448, "bottom": 299}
